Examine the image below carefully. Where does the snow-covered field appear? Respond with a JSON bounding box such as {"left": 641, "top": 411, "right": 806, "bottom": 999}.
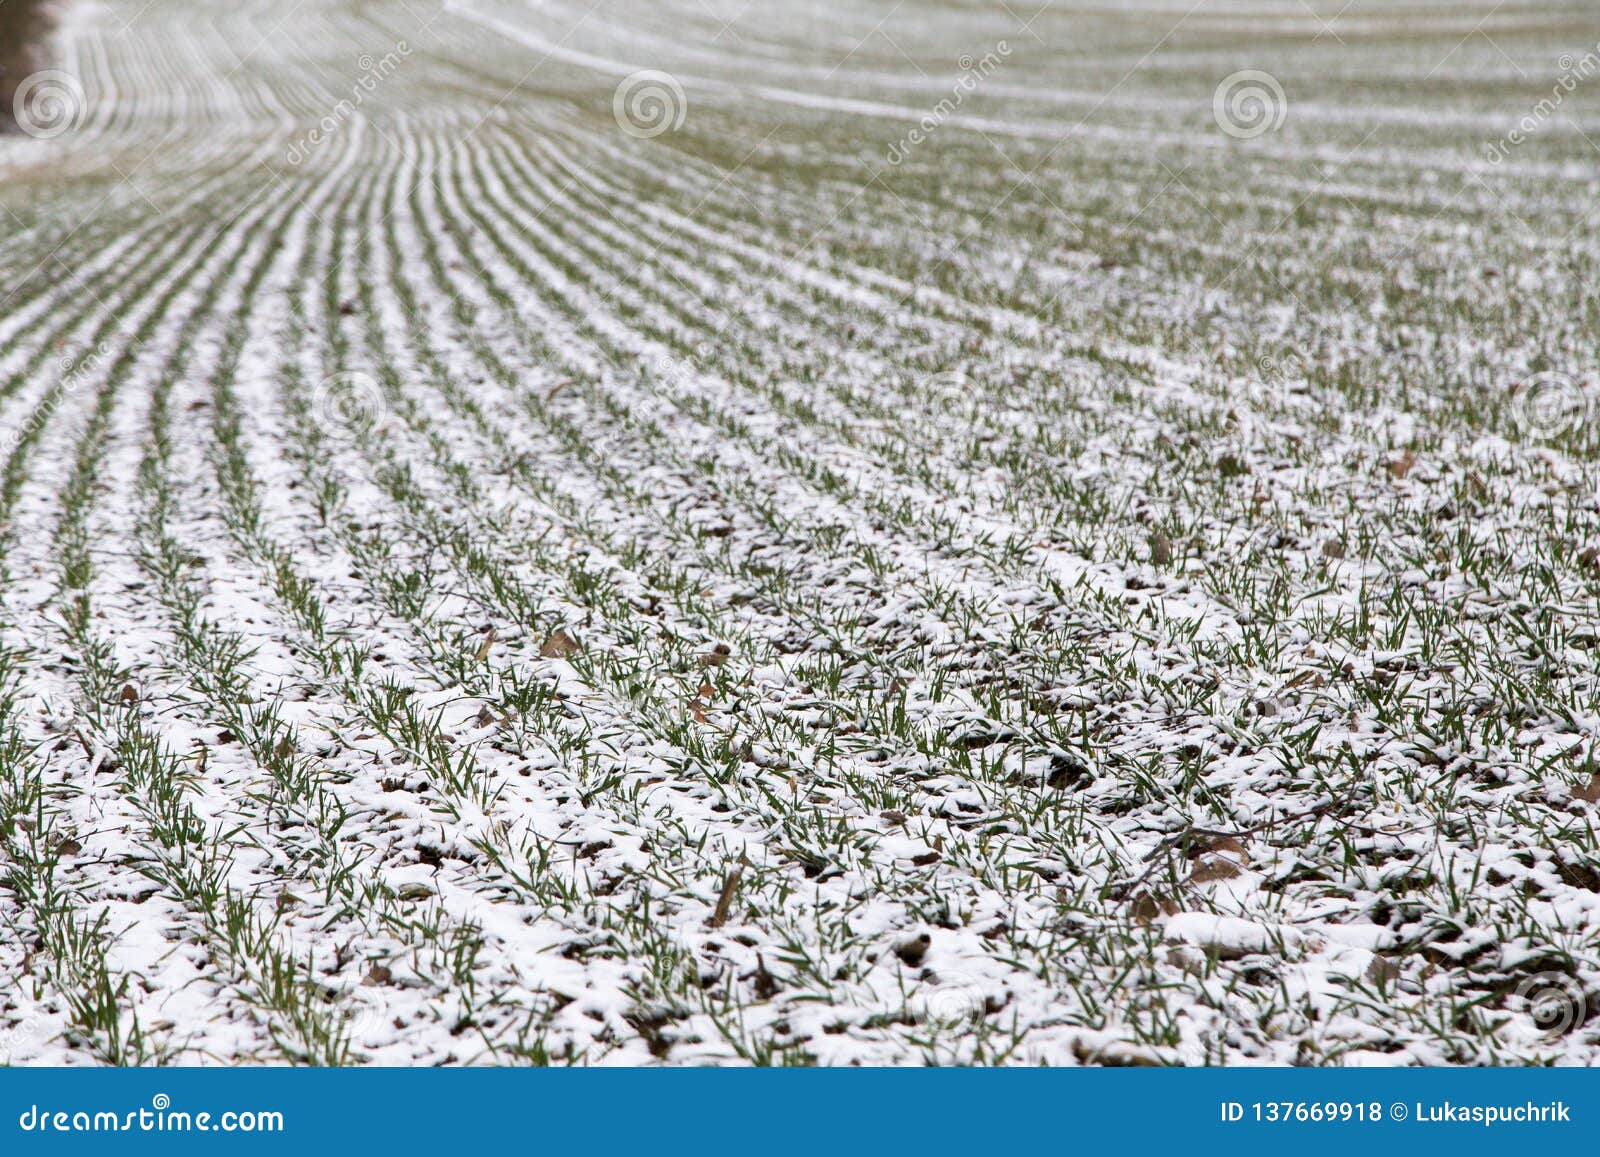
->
{"left": 1, "top": 0, "right": 1599, "bottom": 1065}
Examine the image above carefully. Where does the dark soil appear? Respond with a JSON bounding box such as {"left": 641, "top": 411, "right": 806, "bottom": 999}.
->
{"left": 0, "top": 0, "right": 57, "bottom": 130}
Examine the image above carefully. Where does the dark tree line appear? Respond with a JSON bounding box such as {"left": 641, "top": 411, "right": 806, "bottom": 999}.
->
{"left": 0, "top": 0, "right": 55, "bottom": 129}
